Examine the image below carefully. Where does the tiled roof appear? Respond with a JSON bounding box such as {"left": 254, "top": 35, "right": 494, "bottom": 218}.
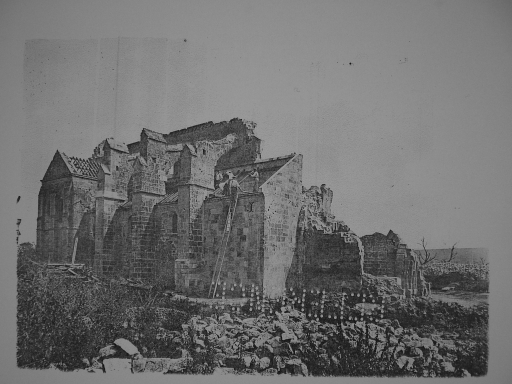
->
{"left": 157, "top": 192, "right": 178, "bottom": 204}
{"left": 142, "top": 128, "right": 166, "bottom": 143}
{"left": 65, "top": 155, "right": 101, "bottom": 179}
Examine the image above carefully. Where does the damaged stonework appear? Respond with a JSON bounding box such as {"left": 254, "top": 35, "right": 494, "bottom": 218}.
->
{"left": 38, "top": 119, "right": 301, "bottom": 297}
{"left": 37, "top": 117, "right": 426, "bottom": 298}
{"left": 287, "top": 189, "right": 428, "bottom": 297}
{"left": 287, "top": 185, "right": 364, "bottom": 291}
{"left": 361, "top": 231, "right": 429, "bottom": 297}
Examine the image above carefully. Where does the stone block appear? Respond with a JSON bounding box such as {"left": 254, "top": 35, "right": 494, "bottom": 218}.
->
{"left": 102, "top": 358, "right": 132, "bottom": 373}
{"left": 213, "top": 367, "right": 235, "bottom": 375}
{"left": 257, "top": 356, "right": 271, "bottom": 371}
{"left": 144, "top": 358, "right": 170, "bottom": 373}
{"left": 99, "top": 344, "right": 120, "bottom": 358}
{"left": 131, "top": 357, "right": 147, "bottom": 373}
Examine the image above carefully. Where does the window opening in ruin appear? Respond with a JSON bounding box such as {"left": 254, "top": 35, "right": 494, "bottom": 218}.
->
{"left": 171, "top": 212, "right": 178, "bottom": 234}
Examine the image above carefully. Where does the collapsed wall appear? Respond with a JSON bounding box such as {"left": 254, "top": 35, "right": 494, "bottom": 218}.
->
{"left": 287, "top": 187, "right": 428, "bottom": 297}
{"left": 287, "top": 185, "right": 364, "bottom": 291}
{"left": 361, "top": 231, "right": 429, "bottom": 297}
{"left": 37, "top": 117, "right": 429, "bottom": 298}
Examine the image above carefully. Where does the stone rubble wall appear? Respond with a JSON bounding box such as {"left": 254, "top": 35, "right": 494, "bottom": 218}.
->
{"left": 87, "top": 307, "right": 463, "bottom": 377}
{"left": 361, "top": 232, "right": 427, "bottom": 297}
{"left": 287, "top": 184, "right": 363, "bottom": 291}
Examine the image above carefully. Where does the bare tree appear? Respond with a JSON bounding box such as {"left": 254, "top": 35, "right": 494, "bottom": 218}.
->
{"left": 479, "top": 257, "right": 488, "bottom": 266}
{"left": 418, "top": 237, "right": 437, "bottom": 265}
{"left": 446, "top": 242, "right": 458, "bottom": 263}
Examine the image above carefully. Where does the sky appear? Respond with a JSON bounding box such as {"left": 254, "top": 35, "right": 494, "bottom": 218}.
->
{"left": 1, "top": 1, "right": 512, "bottom": 381}
{"left": 6, "top": 0, "right": 511, "bottom": 253}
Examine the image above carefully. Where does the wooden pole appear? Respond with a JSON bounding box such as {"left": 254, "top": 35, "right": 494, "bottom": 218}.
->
{"left": 71, "top": 236, "right": 78, "bottom": 265}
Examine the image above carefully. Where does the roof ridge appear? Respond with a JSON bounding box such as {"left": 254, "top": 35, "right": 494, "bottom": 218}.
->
{"left": 142, "top": 128, "right": 166, "bottom": 143}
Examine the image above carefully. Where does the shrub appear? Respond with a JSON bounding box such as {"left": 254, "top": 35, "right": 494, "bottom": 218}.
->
{"left": 386, "top": 298, "right": 488, "bottom": 333}
{"left": 299, "top": 322, "right": 443, "bottom": 377}
{"left": 17, "top": 248, "right": 198, "bottom": 370}
{"left": 453, "top": 323, "right": 488, "bottom": 376}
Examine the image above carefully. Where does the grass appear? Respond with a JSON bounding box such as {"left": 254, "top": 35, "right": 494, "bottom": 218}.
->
{"left": 17, "top": 243, "right": 488, "bottom": 376}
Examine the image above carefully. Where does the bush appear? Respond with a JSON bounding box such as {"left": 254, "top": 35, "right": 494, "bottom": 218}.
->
{"left": 17, "top": 245, "right": 488, "bottom": 376}
{"left": 300, "top": 322, "right": 444, "bottom": 377}
{"left": 424, "top": 268, "right": 489, "bottom": 293}
{"left": 453, "top": 323, "right": 488, "bottom": 376}
{"left": 386, "top": 298, "right": 488, "bottom": 333}
{"left": 17, "top": 248, "right": 199, "bottom": 370}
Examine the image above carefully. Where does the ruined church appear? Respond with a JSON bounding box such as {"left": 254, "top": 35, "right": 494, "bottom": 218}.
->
{"left": 37, "top": 118, "right": 425, "bottom": 298}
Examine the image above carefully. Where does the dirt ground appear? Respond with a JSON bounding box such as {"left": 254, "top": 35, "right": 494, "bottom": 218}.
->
{"left": 430, "top": 290, "right": 489, "bottom": 308}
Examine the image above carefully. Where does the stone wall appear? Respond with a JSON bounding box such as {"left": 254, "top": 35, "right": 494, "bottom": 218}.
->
{"left": 260, "top": 154, "right": 303, "bottom": 298}
{"left": 164, "top": 118, "right": 255, "bottom": 146}
{"left": 291, "top": 230, "right": 364, "bottom": 291}
{"left": 101, "top": 206, "right": 132, "bottom": 276}
{"left": 361, "top": 231, "right": 424, "bottom": 297}
{"left": 150, "top": 204, "right": 179, "bottom": 286}
{"left": 287, "top": 184, "right": 364, "bottom": 291}
{"left": 41, "top": 119, "right": 410, "bottom": 299}
{"left": 216, "top": 137, "right": 262, "bottom": 169}
{"left": 201, "top": 193, "right": 265, "bottom": 293}
{"left": 174, "top": 133, "right": 242, "bottom": 268}
{"left": 37, "top": 172, "right": 96, "bottom": 263}
{"left": 37, "top": 177, "right": 72, "bottom": 262}
{"left": 126, "top": 202, "right": 180, "bottom": 284}
{"left": 93, "top": 143, "right": 133, "bottom": 273}
{"left": 74, "top": 210, "right": 96, "bottom": 265}
{"left": 360, "top": 231, "right": 401, "bottom": 277}
{"left": 217, "top": 155, "right": 294, "bottom": 192}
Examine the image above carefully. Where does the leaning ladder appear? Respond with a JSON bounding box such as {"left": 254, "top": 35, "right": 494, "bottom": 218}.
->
{"left": 208, "top": 188, "right": 239, "bottom": 298}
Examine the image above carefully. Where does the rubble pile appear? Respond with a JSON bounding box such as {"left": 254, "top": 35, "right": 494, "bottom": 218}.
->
{"left": 46, "top": 263, "right": 100, "bottom": 283}
{"left": 362, "top": 273, "right": 404, "bottom": 297}
{"left": 87, "top": 307, "right": 467, "bottom": 376}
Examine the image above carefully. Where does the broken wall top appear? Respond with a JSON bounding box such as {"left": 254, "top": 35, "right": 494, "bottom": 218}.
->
{"left": 164, "top": 118, "right": 257, "bottom": 145}
{"left": 207, "top": 154, "right": 297, "bottom": 199}
{"left": 299, "top": 184, "right": 348, "bottom": 234}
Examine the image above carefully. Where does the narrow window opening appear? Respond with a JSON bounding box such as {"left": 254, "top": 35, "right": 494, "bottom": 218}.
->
{"left": 171, "top": 212, "right": 178, "bottom": 234}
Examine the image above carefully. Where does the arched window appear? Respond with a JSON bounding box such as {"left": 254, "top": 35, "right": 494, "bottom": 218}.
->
{"left": 171, "top": 212, "right": 178, "bottom": 234}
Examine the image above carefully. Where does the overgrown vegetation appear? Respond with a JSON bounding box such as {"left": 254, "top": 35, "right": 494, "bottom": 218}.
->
{"left": 17, "top": 244, "right": 487, "bottom": 376}
{"left": 425, "top": 271, "right": 489, "bottom": 292}
{"left": 17, "top": 244, "right": 200, "bottom": 370}
{"left": 386, "top": 298, "right": 488, "bottom": 376}
{"left": 387, "top": 297, "right": 488, "bottom": 332}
